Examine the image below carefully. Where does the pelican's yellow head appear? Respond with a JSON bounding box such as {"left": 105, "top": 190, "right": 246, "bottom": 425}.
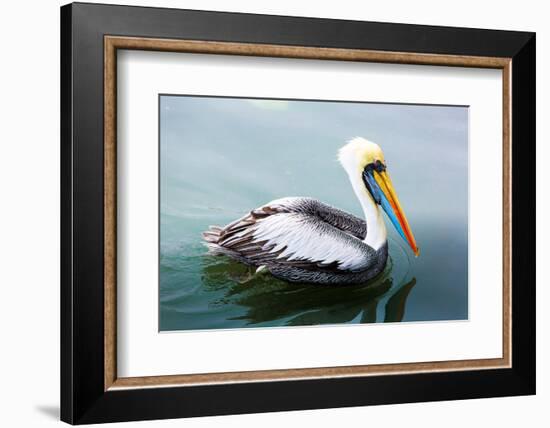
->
{"left": 338, "top": 137, "right": 385, "bottom": 173}
{"left": 338, "top": 137, "right": 419, "bottom": 257}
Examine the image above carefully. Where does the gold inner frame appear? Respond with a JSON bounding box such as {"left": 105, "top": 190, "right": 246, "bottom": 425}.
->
{"left": 104, "top": 35, "right": 512, "bottom": 391}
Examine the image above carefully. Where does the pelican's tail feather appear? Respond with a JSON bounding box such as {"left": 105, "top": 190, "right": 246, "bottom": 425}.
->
{"left": 202, "top": 225, "right": 222, "bottom": 244}
{"left": 203, "top": 224, "right": 258, "bottom": 267}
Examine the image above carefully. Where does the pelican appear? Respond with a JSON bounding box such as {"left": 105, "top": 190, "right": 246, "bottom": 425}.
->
{"left": 203, "top": 137, "right": 419, "bottom": 285}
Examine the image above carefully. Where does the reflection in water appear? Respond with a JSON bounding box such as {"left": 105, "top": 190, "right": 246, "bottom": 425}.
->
{"left": 201, "top": 254, "right": 416, "bottom": 327}
{"left": 159, "top": 234, "right": 424, "bottom": 331}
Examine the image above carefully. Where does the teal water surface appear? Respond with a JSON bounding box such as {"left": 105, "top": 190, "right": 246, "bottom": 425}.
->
{"left": 159, "top": 96, "right": 468, "bottom": 331}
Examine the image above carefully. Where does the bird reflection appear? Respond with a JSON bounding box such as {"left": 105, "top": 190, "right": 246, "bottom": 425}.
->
{"left": 201, "top": 255, "right": 416, "bottom": 326}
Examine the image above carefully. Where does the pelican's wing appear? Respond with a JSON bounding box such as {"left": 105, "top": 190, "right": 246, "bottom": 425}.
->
{"left": 204, "top": 198, "right": 374, "bottom": 273}
{"left": 268, "top": 197, "right": 367, "bottom": 240}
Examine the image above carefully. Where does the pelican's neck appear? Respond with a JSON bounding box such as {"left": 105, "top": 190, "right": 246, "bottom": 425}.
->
{"left": 348, "top": 171, "right": 387, "bottom": 251}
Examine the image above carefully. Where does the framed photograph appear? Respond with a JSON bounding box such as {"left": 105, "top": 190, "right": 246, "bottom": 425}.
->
{"left": 60, "top": 2, "right": 535, "bottom": 424}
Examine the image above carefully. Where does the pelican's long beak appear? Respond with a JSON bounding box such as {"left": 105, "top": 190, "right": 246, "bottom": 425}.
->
{"left": 372, "top": 170, "right": 419, "bottom": 256}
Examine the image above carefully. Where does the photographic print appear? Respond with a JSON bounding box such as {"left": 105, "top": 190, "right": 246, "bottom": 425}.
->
{"left": 159, "top": 95, "right": 468, "bottom": 331}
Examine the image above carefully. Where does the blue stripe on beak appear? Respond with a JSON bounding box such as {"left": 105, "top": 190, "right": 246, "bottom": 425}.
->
{"left": 363, "top": 170, "right": 407, "bottom": 242}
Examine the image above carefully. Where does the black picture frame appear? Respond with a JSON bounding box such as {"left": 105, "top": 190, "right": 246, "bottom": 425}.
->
{"left": 61, "top": 2, "right": 535, "bottom": 424}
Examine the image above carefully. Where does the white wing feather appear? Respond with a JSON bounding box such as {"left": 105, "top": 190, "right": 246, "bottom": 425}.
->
{"left": 251, "top": 213, "right": 366, "bottom": 270}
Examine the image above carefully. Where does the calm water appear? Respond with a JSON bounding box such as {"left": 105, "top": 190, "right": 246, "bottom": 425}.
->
{"left": 159, "top": 96, "right": 468, "bottom": 331}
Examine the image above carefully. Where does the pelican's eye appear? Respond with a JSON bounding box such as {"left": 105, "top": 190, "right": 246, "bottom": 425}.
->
{"left": 374, "top": 160, "right": 386, "bottom": 172}
{"left": 363, "top": 160, "right": 386, "bottom": 173}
